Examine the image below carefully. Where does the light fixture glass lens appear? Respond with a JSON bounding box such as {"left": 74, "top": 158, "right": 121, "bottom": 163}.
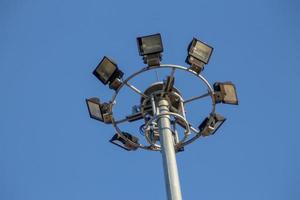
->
{"left": 223, "top": 84, "right": 237, "bottom": 103}
{"left": 138, "top": 34, "right": 163, "bottom": 55}
{"left": 96, "top": 58, "right": 117, "bottom": 84}
{"left": 142, "top": 36, "right": 162, "bottom": 53}
{"left": 191, "top": 41, "right": 212, "bottom": 64}
{"left": 87, "top": 100, "right": 103, "bottom": 120}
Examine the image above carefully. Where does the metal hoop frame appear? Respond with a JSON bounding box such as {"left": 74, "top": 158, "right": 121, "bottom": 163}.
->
{"left": 110, "top": 64, "right": 217, "bottom": 151}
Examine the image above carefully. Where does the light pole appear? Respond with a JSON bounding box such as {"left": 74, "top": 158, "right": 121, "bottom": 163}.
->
{"left": 86, "top": 33, "right": 238, "bottom": 200}
{"left": 158, "top": 99, "right": 182, "bottom": 200}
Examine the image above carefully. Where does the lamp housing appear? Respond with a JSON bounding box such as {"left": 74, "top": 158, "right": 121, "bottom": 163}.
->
{"left": 86, "top": 98, "right": 112, "bottom": 123}
{"left": 187, "top": 38, "right": 213, "bottom": 64}
{"left": 137, "top": 33, "right": 163, "bottom": 56}
{"left": 214, "top": 81, "right": 238, "bottom": 105}
{"left": 86, "top": 97, "right": 103, "bottom": 122}
{"left": 110, "top": 132, "right": 139, "bottom": 151}
{"left": 137, "top": 33, "right": 163, "bottom": 66}
{"left": 198, "top": 113, "right": 226, "bottom": 136}
{"left": 93, "top": 56, "right": 124, "bottom": 88}
{"left": 186, "top": 38, "right": 213, "bottom": 74}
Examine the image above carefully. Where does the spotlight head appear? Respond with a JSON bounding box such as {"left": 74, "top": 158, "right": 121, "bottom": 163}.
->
{"left": 110, "top": 132, "right": 139, "bottom": 151}
{"left": 86, "top": 98, "right": 113, "bottom": 123}
{"left": 93, "top": 56, "right": 124, "bottom": 90}
{"left": 214, "top": 81, "right": 238, "bottom": 105}
{"left": 137, "top": 33, "right": 163, "bottom": 66}
{"left": 198, "top": 113, "right": 226, "bottom": 136}
{"left": 86, "top": 97, "right": 103, "bottom": 122}
{"left": 186, "top": 38, "right": 213, "bottom": 74}
{"left": 137, "top": 33, "right": 163, "bottom": 56}
{"left": 187, "top": 38, "right": 213, "bottom": 64}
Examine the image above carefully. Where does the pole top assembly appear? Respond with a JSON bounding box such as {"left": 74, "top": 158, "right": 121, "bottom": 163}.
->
{"left": 86, "top": 33, "right": 238, "bottom": 152}
{"left": 85, "top": 33, "right": 238, "bottom": 199}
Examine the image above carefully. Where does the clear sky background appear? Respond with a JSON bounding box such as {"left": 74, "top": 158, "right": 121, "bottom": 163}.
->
{"left": 1, "top": 0, "right": 300, "bottom": 200}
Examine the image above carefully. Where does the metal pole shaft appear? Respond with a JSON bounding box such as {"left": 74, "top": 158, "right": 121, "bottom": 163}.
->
{"left": 158, "top": 99, "right": 182, "bottom": 200}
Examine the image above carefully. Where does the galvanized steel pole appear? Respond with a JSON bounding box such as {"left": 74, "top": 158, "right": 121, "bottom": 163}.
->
{"left": 158, "top": 99, "right": 183, "bottom": 200}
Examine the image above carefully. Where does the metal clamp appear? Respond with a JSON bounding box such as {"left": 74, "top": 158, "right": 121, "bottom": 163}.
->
{"left": 143, "top": 111, "right": 190, "bottom": 149}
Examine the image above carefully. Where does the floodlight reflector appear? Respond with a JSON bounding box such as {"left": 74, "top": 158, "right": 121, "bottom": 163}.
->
{"left": 186, "top": 38, "right": 213, "bottom": 74}
{"left": 137, "top": 33, "right": 163, "bottom": 56}
{"left": 198, "top": 113, "right": 226, "bottom": 136}
{"left": 187, "top": 38, "right": 213, "bottom": 64}
{"left": 214, "top": 81, "right": 238, "bottom": 105}
{"left": 93, "top": 56, "right": 118, "bottom": 85}
{"left": 137, "top": 33, "right": 163, "bottom": 66}
{"left": 110, "top": 132, "right": 139, "bottom": 151}
{"left": 93, "top": 56, "right": 124, "bottom": 90}
{"left": 86, "top": 97, "right": 103, "bottom": 122}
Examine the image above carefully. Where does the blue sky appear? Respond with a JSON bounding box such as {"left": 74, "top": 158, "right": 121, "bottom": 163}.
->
{"left": 1, "top": 0, "right": 300, "bottom": 200}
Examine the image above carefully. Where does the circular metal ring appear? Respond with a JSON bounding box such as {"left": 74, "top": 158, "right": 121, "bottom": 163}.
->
{"left": 110, "top": 64, "right": 216, "bottom": 151}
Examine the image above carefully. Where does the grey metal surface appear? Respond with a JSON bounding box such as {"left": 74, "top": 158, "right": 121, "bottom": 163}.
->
{"left": 158, "top": 99, "right": 183, "bottom": 200}
{"left": 143, "top": 110, "right": 190, "bottom": 149}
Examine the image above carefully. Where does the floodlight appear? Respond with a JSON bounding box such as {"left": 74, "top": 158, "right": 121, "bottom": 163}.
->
{"left": 137, "top": 33, "right": 163, "bottom": 66}
{"left": 187, "top": 38, "right": 213, "bottom": 64}
{"left": 93, "top": 56, "right": 124, "bottom": 90}
{"left": 86, "top": 97, "right": 103, "bottom": 122}
{"left": 186, "top": 38, "right": 213, "bottom": 74}
{"left": 137, "top": 33, "right": 163, "bottom": 56}
{"left": 110, "top": 132, "right": 139, "bottom": 151}
{"left": 214, "top": 81, "right": 238, "bottom": 105}
{"left": 198, "top": 113, "right": 226, "bottom": 136}
{"left": 86, "top": 98, "right": 113, "bottom": 123}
